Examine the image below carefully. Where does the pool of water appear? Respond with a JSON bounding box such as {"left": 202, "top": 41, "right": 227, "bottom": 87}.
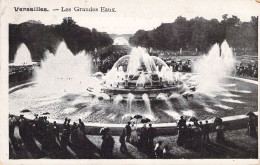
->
{"left": 9, "top": 73, "right": 258, "bottom": 124}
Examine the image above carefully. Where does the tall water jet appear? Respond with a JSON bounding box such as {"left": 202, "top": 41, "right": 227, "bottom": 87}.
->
{"left": 169, "top": 93, "right": 188, "bottom": 107}
{"left": 126, "top": 93, "right": 135, "bottom": 114}
{"left": 142, "top": 93, "right": 152, "bottom": 115}
{"left": 156, "top": 93, "right": 173, "bottom": 110}
{"left": 192, "top": 40, "right": 235, "bottom": 94}
{"left": 35, "top": 42, "right": 96, "bottom": 93}
{"left": 13, "top": 43, "right": 33, "bottom": 65}
{"left": 159, "top": 66, "right": 174, "bottom": 84}
{"left": 112, "top": 94, "right": 123, "bottom": 111}
{"left": 127, "top": 47, "right": 157, "bottom": 75}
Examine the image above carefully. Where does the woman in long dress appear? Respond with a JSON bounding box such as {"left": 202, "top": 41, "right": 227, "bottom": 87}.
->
{"left": 130, "top": 123, "right": 138, "bottom": 145}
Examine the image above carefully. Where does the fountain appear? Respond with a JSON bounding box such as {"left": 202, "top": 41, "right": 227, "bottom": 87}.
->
{"left": 34, "top": 42, "right": 96, "bottom": 93}
{"left": 9, "top": 41, "right": 258, "bottom": 124}
{"left": 191, "top": 40, "right": 236, "bottom": 96}
{"left": 102, "top": 47, "right": 186, "bottom": 100}
{"left": 112, "top": 94, "right": 123, "bottom": 111}
{"left": 156, "top": 93, "right": 173, "bottom": 110}
{"left": 126, "top": 93, "right": 135, "bottom": 113}
{"left": 10, "top": 43, "right": 37, "bottom": 66}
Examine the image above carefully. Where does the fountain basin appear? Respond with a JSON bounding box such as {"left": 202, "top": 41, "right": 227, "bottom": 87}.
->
{"left": 102, "top": 82, "right": 185, "bottom": 100}
{"left": 9, "top": 74, "right": 258, "bottom": 124}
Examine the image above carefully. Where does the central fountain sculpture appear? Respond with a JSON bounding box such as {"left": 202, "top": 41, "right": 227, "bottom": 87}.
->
{"left": 101, "top": 47, "right": 186, "bottom": 100}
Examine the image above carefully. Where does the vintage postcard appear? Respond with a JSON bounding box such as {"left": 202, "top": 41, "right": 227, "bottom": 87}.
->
{"left": 0, "top": 0, "right": 259, "bottom": 164}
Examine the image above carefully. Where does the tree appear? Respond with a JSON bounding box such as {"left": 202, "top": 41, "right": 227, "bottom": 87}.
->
{"left": 9, "top": 17, "right": 113, "bottom": 62}
{"left": 129, "top": 15, "right": 257, "bottom": 56}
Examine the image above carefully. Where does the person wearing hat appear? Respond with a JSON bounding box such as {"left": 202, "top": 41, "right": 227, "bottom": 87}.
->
{"left": 178, "top": 116, "right": 187, "bottom": 128}
{"left": 52, "top": 121, "right": 59, "bottom": 139}
{"left": 79, "top": 118, "right": 85, "bottom": 134}
{"left": 198, "top": 121, "right": 204, "bottom": 141}
{"left": 63, "top": 118, "right": 68, "bottom": 128}
{"left": 177, "top": 116, "right": 187, "bottom": 146}
{"left": 203, "top": 121, "right": 210, "bottom": 142}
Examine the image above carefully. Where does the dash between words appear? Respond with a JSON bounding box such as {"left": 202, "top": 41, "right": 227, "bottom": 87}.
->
{"left": 14, "top": 7, "right": 116, "bottom": 12}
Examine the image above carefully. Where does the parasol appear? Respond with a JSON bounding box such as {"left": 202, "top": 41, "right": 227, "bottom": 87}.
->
{"left": 133, "top": 114, "right": 143, "bottom": 119}
{"left": 133, "top": 114, "right": 143, "bottom": 126}
{"left": 246, "top": 111, "right": 257, "bottom": 117}
{"left": 214, "top": 117, "right": 223, "bottom": 124}
{"left": 20, "top": 109, "right": 31, "bottom": 113}
{"left": 141, "top": 118, "right": 151, "bottom": 123}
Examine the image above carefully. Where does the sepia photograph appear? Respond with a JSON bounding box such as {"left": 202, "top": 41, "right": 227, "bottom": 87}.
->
{"left": 1, "top": 0, "right": 259, "bottom": 164}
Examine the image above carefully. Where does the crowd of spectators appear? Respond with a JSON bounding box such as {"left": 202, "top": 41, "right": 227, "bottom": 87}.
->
{"left": 236, "top": 63, "right": 258, "bottom": 78}
{"left": 9, "top": 111, "right": 257, "bottom": 159}
{"left": 97, "top": 50, "right": 128, "bottom": 73}
{"left": 9, "top": 65, "right": 34, "bottom": 84}
{"left": 177, "top": 116, "right": 219, "bottom": 148}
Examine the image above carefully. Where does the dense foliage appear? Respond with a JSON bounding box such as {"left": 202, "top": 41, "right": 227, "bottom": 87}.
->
{"left": 129, "top": 15, "right": 258, "bottom": 55}
{"left": 9, "top": 17, "right": 113, "bottom": 62}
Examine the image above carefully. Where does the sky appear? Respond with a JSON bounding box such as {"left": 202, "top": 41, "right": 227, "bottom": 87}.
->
{"left": 3, "top": 0, "right": 260, "bottom": 34}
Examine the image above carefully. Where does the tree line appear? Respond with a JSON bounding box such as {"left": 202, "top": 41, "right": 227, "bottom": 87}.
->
{"left": 129, "top": 15, "right": 258, "bottom": 55}
{"left": 9, "top": 17, "right": 113, "bottom": 62}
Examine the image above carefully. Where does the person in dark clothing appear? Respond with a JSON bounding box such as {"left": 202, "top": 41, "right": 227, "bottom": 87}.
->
{"left": 52, "top": 121, "right": 59, "bottom": 139}
{"left": 63, "top": 118, "right": 68, "bottom": 128}
{"left": 44, "top": 125, "right": 53, "bottom": 150}
{"left": 139, "top": 124, "right": 148, "bottom": 152}
{"left": 147, "top": 124, "right": 157, "bottom": 148}
{"left": 198, "top": 121, "right": 204, "bottom": 141}
{"left": 60, "top": 129, "right": 69, "bottom": 150}
{"left": 66, "top": 119, "right": 71, "bottom": 132}
{"left": 125, "top": 122, "right": 132, "bottom": 142}
{"left": 177, "top": 116, "right": 187, "bottom": 146}
{"left": 106, "top": 133, "right": 115, "bottom": 158}
{"left": 185, "top": 124, "right": 194, "bottom": 148}
{"left": 248, "top": 116, "right": 257, "bottom": 137}
{"left": 187, "top": 124, "right": 193, "bottom": 141}
{"left": 178, "top": 116, "right": 186, "bottom": 128}
{"left": 101, "top": 128, "right": 115, "bottom": 158}
{"left": 119, "top": 129, "right": 128, "bottom": 152}
{"left": 216, "top": 123, "right": 225, "bottom": 143}
{"left": 193, "top": 120, "right": 199, "bottom": 127}
{"left": 79, "top": 118, "right": 85, "bottom": 134}
{"left": 203, "top": 121, "right": 210, "bottom": 142}
{"left": 147, "top": 124, "right": 157, "bottom": 157}
{"left": 71, "top": 122, "right": 77, "bottom": 132}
